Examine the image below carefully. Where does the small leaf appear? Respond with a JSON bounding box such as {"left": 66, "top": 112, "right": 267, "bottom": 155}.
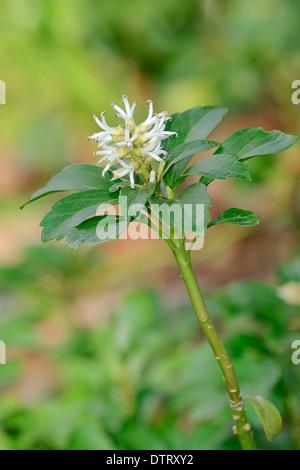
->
{"left": 246, "top": 395, "right": 282, "bottom": 442}
{"left": 184, "top": 153, "right": 251, "bottom": 181}
{"left": 22, "top": 164, "right": 113, "bottom": 208}
{"left": 215, "top": 127, "right": 299, "bottom": 161}
{"left": 40, "top": 190, "right": 118, "bottom": 242}
{"left": 208, "top": 208, "right": 260, "bottom": 228}
{"left": 119, "top": 184, "right": 155, "bottom": 219}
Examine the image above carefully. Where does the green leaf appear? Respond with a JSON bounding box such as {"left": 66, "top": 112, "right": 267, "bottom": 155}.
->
{"left": 208, "top": 208, "right": 260, "bottom": 228}
{"left": 163, "top": 140, "right": 219, "bottom": 175}
{"left": 163, "top": 155, "right": 193, "bottom": 190}
{"left": 215, "top": 127, "right": 299, "bottom": 161}
{"left": 119, "top": 184, "right": 155, "bottom": 219}
{"left": 200, "top": 127, "right": 299, "bottom": 186}
{"left": 184, "top": 153, "right": 251, "bottom": 181}
{"left": 177, "top": 183, "right": 212, "bottom": 233}
{"left": 109, "top": 181, "right": 131, "bottom": 193}
{"left": 163, "top": 106, "right": 228, "bottom": 189}
{"left": 41, "top": 190, "right": 118, "bottom": 242}
{"left": 22, "top": 164, "right": 113, "bottom": 208}
{"left": 246, "top": 395, "right": 282, "bottom": 442}
{"left": 66, "top": 216, "right": 105, "bottom": 248}
{"left": 164, "top": 106, "right": 229, "bottom": 152}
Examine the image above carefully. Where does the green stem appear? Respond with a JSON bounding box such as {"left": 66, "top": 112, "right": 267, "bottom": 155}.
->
{"left": 169, "top": 233, "right": 256, "bottom": 450}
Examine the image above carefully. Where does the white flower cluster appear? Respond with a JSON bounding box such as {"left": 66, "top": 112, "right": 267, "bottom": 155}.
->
{"left": 88, "top": 96, "right": 177, "bottom": 188}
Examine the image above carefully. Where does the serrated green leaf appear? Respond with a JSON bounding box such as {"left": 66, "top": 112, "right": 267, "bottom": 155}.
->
{"left": 41, "top": 190, "right": 118, "bottom": 242}
{"left": 22, "top": 164, "right": 113, "bottom": 208}
{"left": 208, "top": 208, "right": 260, "bottom": 228}
{"left": 246, "top": 395, "right": 282, "bottom": 442}
{"left": 119, "top": 184, "right": 155, "bottom": 219}
{"left": 215, "top": 127, "right": 298, "bottom": 161}
{"left": 164, "top": 106, "right": 229, "bottom": 152}
{"left": 184, "top": 153, "right": 251, "bottom": 181}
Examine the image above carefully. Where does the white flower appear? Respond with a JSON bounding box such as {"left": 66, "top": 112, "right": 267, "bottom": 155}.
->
{"left": 88, "top": 96, "right": 177, "bottom": 188}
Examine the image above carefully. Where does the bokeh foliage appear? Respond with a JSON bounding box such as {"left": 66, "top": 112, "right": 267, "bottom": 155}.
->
{"left": 1, "top": 0, "right": 300, "bottom": 450}
{"left": 0, "top": 246, "right": 299, "bottom": 449}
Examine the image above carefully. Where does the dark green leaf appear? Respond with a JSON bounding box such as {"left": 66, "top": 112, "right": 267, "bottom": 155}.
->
{"left": 200, "top": 127, "right": 299, "bottom": 186}
{"left": 184, "top": 153, "right": 251, "bottom": 181}
{"left": 163, "top": 106, "right": 228, "bottom": 189}
{"left": 246, "top": 395, "right": 282, "bottom": 442}
{"left": 109, "top": 181, "right": 131, "bottom": 193}
{"left": 163, "top": 156, "right": 193, "bottom": 190}
{"left": 215, "top": 127, "right": 298, "bottom": 161}
{"left": 119, "top": 184, "right": 155, "bottom": 219}
{"left": 164, "top": 106, "right": 229, "bottom": 152}
{"left": 164, "top": 140, "right": 219, "bottom": 174}
{"left": 177, "top": 183, "right": 212, "bottom": 233}
{"left": 66, "top": 216, "right": 105, "bottom": 248}
{"left": 22, "top": 164, "right": 113, "bottom": 208}
{"left": 41, "top": 190, "right": 118, "bottom": 242}
{"left": 208, "top": 208, "right": 260, "bottom": 228}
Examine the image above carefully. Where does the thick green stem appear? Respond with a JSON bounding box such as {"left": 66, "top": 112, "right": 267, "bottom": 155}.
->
{"left": 169, "top": 234, "right": 256, "bottom": 450}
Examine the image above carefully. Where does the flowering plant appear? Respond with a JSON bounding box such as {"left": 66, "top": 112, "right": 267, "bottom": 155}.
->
{"left": 23, "top": 97, "right": 298, "bottom": 450}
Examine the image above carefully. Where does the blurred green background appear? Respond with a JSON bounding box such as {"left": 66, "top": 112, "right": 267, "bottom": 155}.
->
{"left": 0, "top": 0, "right": 300, "bottom": 450}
